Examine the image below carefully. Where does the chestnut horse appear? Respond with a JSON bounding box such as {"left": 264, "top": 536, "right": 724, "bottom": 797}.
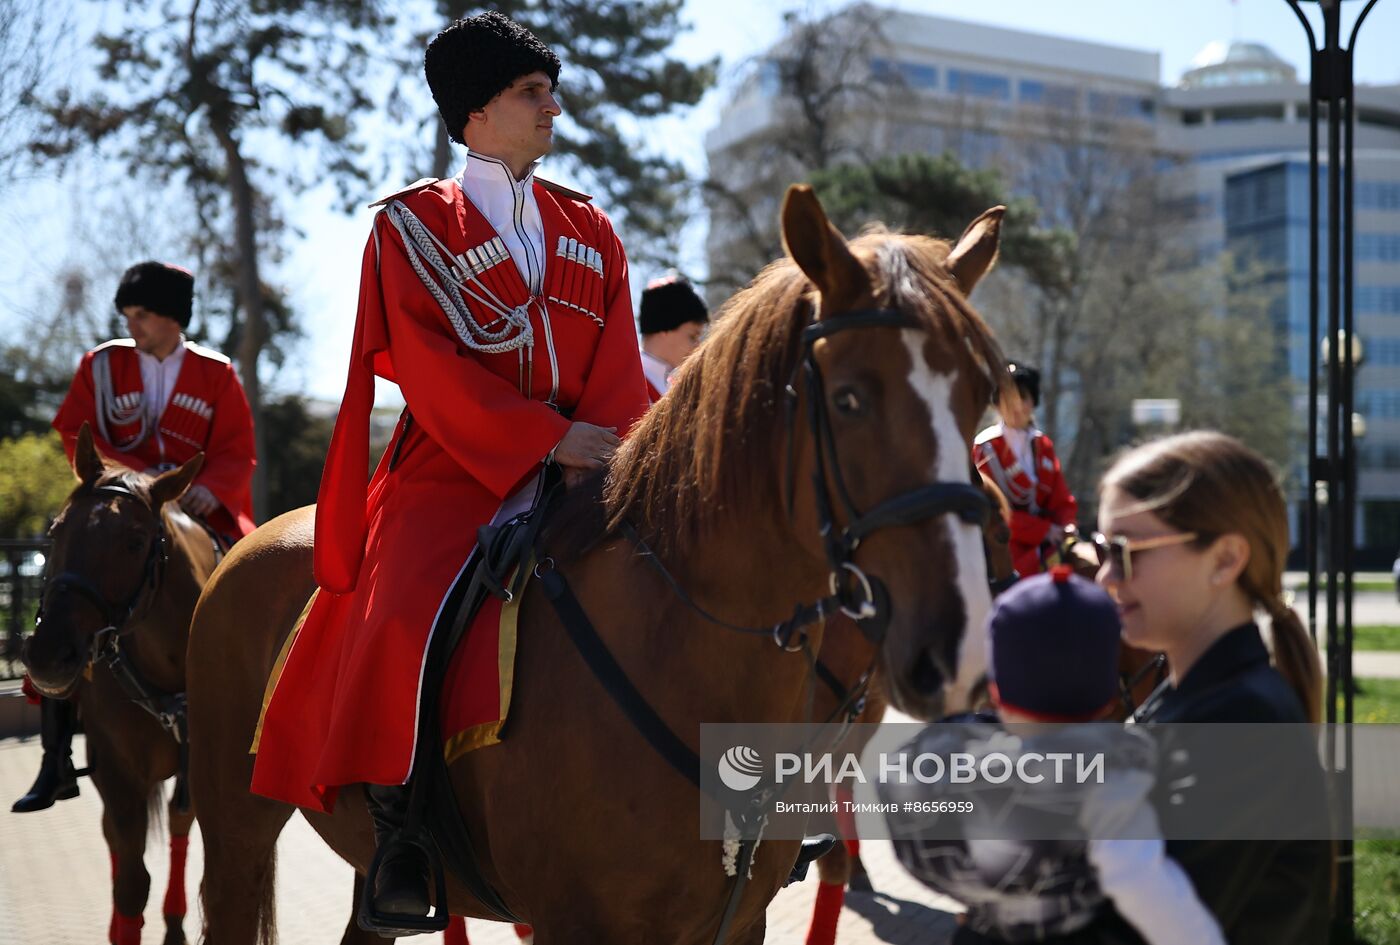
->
{"left": 22, "top": 424, "right": 216, "bottom": 945}
{"left": 186, "top": 186, "right": 1009, "bottom": 944}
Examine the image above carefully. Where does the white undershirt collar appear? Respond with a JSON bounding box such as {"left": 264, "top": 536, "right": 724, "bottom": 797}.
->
{"left": 458, "top": 150, "right": 546, "bottom": 293}
{"left": 641, "top": 350, "right": 671, "bottom": 396}
{"left": 135, "top": 338, "right": 187, "bottom": 424}
{"left": 1002, "top": 424, "right": 1038, "bottom": 484}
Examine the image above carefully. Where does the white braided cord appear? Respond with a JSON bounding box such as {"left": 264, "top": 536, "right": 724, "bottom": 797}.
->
{"left": 91, "top": 348, "right": 148, "bottom": 449}
{"left": 383, "top": 200, "right": 534, "bottom": 355}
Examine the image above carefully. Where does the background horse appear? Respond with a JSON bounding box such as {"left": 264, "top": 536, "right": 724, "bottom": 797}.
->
{"left": 22, "top": 424, "right": 216, "bottom": 945}
{"left": 187, "top": 185, "right": 1009, "bottom": 945}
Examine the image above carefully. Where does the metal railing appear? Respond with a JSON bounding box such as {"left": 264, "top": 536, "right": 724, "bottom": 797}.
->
{"left": 0, "top": 539, "right": 49, "bottom": 682}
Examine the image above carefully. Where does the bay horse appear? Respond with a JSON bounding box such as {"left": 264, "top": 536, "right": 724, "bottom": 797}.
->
{"left": 186, "top": 185, "right": 1009, "bottom": 944}
{"left": 22, "top": 423, "right": 217, "bottom": 945}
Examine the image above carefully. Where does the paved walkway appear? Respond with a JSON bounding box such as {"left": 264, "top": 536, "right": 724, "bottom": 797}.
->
{"left": 0, "top": 734, "right": 961, "bottom": 944}
{"left": 5, "top": 583, "right": 1394, "bottom": 942}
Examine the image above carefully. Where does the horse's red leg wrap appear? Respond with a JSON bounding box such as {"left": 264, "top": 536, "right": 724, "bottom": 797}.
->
{"left": 834, "top": 785, "right": 859, "bottom": 860}
{"left": 163, "top": 834, "right": 190, "bottom": 918}
{"left": 513, "top": 923, "right": 533, "bottom": 939}
{"left": 805, "top": 881, "right": 845, "bottom": 945}
{"left": 112, "top": 911, "right": 144, "bottom": 945}
{"left": 443, "top": 916, "right": 468, "bottom": 945}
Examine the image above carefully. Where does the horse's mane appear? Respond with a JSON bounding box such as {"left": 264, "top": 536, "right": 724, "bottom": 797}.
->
{"left": 545, "top": 230, "right": 1006, "bottom": 563}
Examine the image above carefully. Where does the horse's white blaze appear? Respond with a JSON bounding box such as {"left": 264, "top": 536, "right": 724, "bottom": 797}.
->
{"left": 902, "top": 331, "right": 991, "bottom": 711}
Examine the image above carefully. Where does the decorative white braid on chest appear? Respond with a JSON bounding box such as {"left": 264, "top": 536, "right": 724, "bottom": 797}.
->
{"left": 383, "top": 201, "right": 535, "bottom": 354}
{"left": 91, "top": 349, "right": 149, "bottom": 449}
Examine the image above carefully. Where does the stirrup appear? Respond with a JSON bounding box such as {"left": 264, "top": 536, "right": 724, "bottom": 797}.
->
{"left": 785, "top": 833, "right": 838, "bottom": 886}
{"left": 357, "top": 832, "right": 450, "bottom": 937}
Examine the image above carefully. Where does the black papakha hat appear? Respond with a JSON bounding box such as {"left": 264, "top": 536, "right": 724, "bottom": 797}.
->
{"left": 638, "top": 275, "right": 709, "bottom": 335}
{"left": 424, "top": 12, "right": 561, "bottom": 145}
{"left": 988, "top": 566, "right": 1122, "bottom": 720}
{"left": 1007, "top": 360, "right": 1041, "bottom": 407}
{"left": 113, "top": 262, "right": 195, "bottom": 329}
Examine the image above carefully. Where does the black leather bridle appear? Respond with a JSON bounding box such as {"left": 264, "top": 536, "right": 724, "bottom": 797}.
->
{"left": 617, "top": 307, "right": 995, "bottom": 654}
{"left": 784, "top": 308, "right": 991, "bottom": 645}
{"left": 38, "top": 481, "right": 168, "bottom": 662}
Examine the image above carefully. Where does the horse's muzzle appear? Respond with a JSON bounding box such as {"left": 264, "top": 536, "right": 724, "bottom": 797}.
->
{"left": 21, "top": 634, "right": 85, "bottom": 700}
{"left": 883, "top": 642, "right": 955, "bottom": 721}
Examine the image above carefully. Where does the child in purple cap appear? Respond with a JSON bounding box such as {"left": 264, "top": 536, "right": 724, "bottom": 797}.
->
{"left": 881, "top": 566, "right": 1225, "bottom": 945}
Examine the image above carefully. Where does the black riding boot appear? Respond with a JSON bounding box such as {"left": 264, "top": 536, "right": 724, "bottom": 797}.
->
{"left": 12, "top": 696, "right": 80, "bottom": 813}
{"left": 785, "top": 832, "right": 838, "bottom": 886}
{"left": 363, "top": 783, "right": 432, "bottom": 921}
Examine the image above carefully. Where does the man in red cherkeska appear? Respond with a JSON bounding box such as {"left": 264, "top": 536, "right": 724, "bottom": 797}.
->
{"left": 973, "top": 361, "right": 1078, "bottom": 579}
{"left": 248, "top": 11, "right": 649, "bottom": 922}
{"left": 12, "top": 260, "right": 256, "bottom": 815}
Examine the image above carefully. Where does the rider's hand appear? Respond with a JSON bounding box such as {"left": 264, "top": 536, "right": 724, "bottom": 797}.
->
{"left": 1047, "top": 524, "right": 1066, "bottom": 546}
{"left": 552, "top": 422, "right": 620, "bottom": 487}
{"left": 179, "top": 484, "right": 219, "bottom": 517}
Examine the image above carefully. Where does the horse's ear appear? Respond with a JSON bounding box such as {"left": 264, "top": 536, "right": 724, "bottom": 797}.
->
{"left": 781, "top": 184, "right": 869, "bottom": 314}
{"left": 149, "top": 453, "right": 205, "bottom": 509}
{"left": 73, "top": 422, "right": 104, "bottom": 484}
{"left": 946, "top": 206, "right": 1005, "bottom": 296}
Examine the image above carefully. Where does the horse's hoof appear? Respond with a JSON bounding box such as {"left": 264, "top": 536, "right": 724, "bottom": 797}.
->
{"left": 163, "top": 916, "right": 186, "bottom": 945}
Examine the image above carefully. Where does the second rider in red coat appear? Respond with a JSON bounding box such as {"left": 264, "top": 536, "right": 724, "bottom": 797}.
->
{"left": 973, "top": 361, "right": 1077, "bottom": 578}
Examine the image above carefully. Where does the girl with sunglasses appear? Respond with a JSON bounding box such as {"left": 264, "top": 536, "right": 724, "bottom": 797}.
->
{"left": 1094, "top": 431, "right": 1330, "bottom": 944}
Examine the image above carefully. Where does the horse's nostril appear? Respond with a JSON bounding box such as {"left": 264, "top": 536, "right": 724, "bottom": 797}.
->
{"left": 911, "top": 648, "right": 945, "bottom": 694}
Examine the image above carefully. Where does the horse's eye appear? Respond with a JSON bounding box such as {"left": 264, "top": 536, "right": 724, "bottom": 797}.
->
{"left": 832, "top": 387, "right": 862, "bottom": 415}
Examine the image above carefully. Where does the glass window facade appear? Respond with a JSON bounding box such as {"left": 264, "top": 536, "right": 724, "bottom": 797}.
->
{"left": 1358, "top": 182, "right": 1400, "bottom": 210}
{"left": 948, "top": 69, "right": 1011, "bottom": 101}
{"left": 1087, "top": 91, "right": 1156, "bottom": 120}
{"left": 1358, "top": 286, "right": 1400, "bottom": 314}
{"left": 1358, "top": 234, "right": 1400, "bottom": 262}
{"left": 1018, "top": 79, "right": 1078, "bottom": 110}
{"left": 869, "top": 57, "right": 938, "bottom": 90}
{"left": 1359, "top": 390, "right": 1400, "bottom": 418}
{"left": 1366, "top": 337, "right": 1400, "bottom": 365}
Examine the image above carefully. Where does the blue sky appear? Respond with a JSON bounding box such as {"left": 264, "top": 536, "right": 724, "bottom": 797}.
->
{"left": 8, "top": 0, "right": 1399, "bottom": 404}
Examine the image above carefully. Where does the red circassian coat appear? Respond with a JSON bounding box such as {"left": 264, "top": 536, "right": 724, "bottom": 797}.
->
{"left": 973, "top": 424, "right": 1077, "bottom": 578}
{"left": 250, "top": 177, "right": 649, "bottom": 812}
{"left": 52, "top": 340, "right": 257, "bottom": 538}
{"left": 641, "top": 351, "right": 669, "bottom": 404}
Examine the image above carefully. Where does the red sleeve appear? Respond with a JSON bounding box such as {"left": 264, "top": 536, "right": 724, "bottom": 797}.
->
{"left": 194, "top": 363, "right": 256, "bottom": 527}
{"left": 569, "top": 211, "right": 649, "bottom": 435}
{"left": 1039, "top": 438, "right": 1078, "bottom": 527}
{"left": 51, "top": 352, "right": 149, "bottom": 472}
